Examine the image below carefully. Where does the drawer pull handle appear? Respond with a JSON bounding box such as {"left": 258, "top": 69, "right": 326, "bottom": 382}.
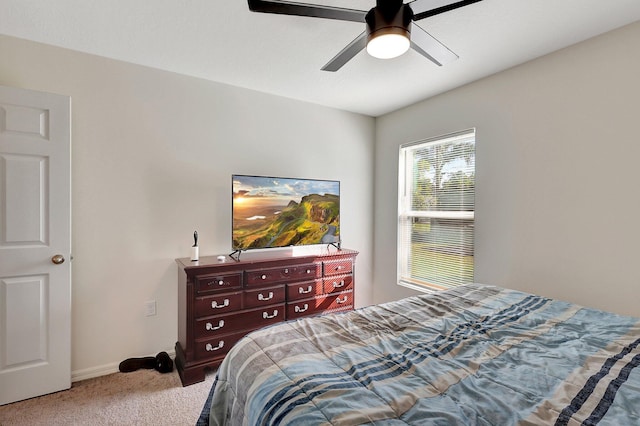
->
{"left": 333, "top": 280, "right": 345, "bottom": 288}
{"left": 205, "top": 341, "right": 224, "bottom": 352}
{"left": 258, "top": 292, "right": 274, "bottom": 301}
{"left": 335, "top": 265, "right": 344, "bottom": 271}
{"left": 306, "top": 269, "right": 312, "bottom": 274}
{"left": 206, "top": 319, "right": 225, "bottom": 331}
{"left": 299, "top": 285, "right": 313, "bottom": 294}
{"left": 295, "top": 303, "right": 309, "bottom": 313}
{"left": 263, "top": 310, "right": 278, "bottom": 319}
{"left": 284, "top": 268, "right": 289, "bottom": 274}
{"left": 261, "top": 274, "right": 267, "bottom": 280}
{"left": 208, "top": 279, "right": 226, "bottom": 286}
{"left": 336, "top": 296, "right": 348, "bottom": 304}
{"left": 211, "top": 299, "right": 230, "bottom": 309}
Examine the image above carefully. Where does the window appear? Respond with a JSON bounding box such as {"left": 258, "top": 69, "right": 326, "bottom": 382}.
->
{"left": 398, "top": 129, "right": 475, "bottom": 291}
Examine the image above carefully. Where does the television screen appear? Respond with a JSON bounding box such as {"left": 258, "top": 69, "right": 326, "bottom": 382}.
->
{"left": 232, "top": 175, "right": 340, "bottom": 251}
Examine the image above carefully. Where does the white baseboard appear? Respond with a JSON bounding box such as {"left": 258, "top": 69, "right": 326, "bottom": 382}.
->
{"left": 71, "top": 350, "right": 176, "bottom": 383}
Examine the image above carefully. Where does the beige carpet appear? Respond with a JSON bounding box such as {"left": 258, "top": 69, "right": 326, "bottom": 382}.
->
{"left": 0, "top": 369, "right": 216, "bottom": 426}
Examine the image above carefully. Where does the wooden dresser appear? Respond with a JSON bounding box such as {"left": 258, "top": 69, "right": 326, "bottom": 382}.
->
{"left": 175, "top": 248, "right": 358, "bottom": 386}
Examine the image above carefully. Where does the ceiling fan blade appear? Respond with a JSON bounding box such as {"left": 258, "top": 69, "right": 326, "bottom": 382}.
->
{"left": 248, "top": 0, "right": 367, "bottom": 23}
{"left": 410, "top": 24, "right": 458, "bottom": 66}
{"left": 408, "top": 0, "right": 483, "bottom": 21}
{"left": 321, "top": 32, "right": 367, "bottom": 72}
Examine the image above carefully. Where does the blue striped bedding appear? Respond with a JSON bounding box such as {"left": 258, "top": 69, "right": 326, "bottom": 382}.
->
{"left": 201, "top": 284, "right": 640, "bottom": 425}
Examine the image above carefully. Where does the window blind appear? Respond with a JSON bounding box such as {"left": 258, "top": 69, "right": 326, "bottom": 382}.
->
{"left": 398, "top": 130, "right": 475, "bottom": 291}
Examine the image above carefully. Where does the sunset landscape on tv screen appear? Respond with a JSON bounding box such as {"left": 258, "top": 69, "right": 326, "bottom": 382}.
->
{"left": 232, "top": 175, "right": 340, "bottom": 250}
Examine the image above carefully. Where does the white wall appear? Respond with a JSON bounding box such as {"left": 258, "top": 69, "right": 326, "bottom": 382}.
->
{"left": 0, "top": 35, "right": 375, "bottom": 379}
{"left": 374, "top": 22, "right": 640, "bottom": 318}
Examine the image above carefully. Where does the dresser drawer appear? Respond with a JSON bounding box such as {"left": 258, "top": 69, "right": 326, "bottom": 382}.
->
{"left": 323, "top": 259, "right": 353, "bottom": 276}
{"left": 194, "top": 291, "right": 243, "bottom": 318}
{"left": 244, "top": 285, "right": 286, "bottom": 309}
{"left": 323, "top": 274, "right": 353, "bottom": 294}
{"left": 195, "top": 272, "right": 242, "bottom": 294}
{"left": 194, "top": 330, "right": 247, "bottom": 360}
{"left": 245, "top": 263, "right": 320, "bottom": 287}
{"left": 324, "top": 291, "right": 354, "bottom": 311}
{"left": 195, "top": 304, "right": 285, "bottom": 339}
{"left": 287, "top": 291, "right": 353, "bottom": 320}
{"left": 286, "top": 279, "right": 323, "bottom": 301}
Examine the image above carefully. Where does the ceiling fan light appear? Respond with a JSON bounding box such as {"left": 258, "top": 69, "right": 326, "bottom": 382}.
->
{"left": 366, "top": 32, "right": 410, "bottom": 59}
{"left": 365, "top": 2, "right": 413, "bottom": 61}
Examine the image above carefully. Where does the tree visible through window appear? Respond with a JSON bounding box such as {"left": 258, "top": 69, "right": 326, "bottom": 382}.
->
{"left": 398, "top": 130, "right": 475, "bottom": 291}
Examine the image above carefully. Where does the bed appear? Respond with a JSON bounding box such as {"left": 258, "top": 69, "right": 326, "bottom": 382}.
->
{"left": 197, "top": 283, "right": 640, "bottom": 425}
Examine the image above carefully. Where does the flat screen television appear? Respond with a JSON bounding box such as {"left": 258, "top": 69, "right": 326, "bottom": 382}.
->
{"left": 232, "top": 174, "right": 340, "bottom": 253}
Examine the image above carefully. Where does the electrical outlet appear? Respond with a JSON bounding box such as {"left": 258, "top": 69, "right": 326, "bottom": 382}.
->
{"left": 145, "top": 300, "right": 157, "bottom": 317}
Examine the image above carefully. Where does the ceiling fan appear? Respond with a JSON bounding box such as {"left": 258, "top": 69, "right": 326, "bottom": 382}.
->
{"left": 247, "top": 0, "right": 483, "bottom": 71}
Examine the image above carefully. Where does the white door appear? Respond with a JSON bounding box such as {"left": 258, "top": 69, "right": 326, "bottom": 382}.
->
{"left": 0, "top": 85, "right": 71, "bottom": 405}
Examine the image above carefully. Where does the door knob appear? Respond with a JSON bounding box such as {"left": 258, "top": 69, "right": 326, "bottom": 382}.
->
{"left": 51, "top": 254, "right": 65, "bottom": 265}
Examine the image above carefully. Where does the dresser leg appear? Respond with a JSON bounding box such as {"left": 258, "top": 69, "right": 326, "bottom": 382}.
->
{"left": 175, "top": 341, "right": 218, "bottom": 386}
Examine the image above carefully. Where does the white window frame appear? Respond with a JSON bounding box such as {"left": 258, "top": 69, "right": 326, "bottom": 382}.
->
{"left": 397, "top": 129, "right": 475, "bottom": 292}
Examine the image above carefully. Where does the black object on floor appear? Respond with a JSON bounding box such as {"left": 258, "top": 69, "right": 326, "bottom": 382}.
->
{"left": 119, "top": 351, "right": 174, "bottom": 374}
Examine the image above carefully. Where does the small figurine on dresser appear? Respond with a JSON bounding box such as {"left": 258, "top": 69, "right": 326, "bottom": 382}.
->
{"left": 191, "top": 230, "right": 199, "bottom": 261}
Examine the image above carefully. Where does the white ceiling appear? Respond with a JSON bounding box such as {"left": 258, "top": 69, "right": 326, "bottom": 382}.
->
{"left": 1, "top": 1, "right": 639, "bottom": 117}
